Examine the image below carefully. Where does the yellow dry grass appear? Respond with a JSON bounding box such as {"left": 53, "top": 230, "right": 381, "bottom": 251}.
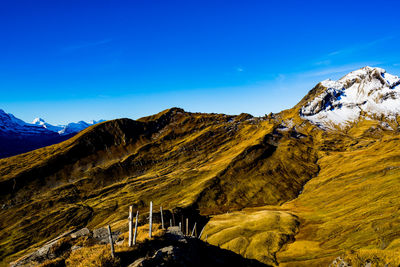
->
{"left": 343, "top": 248, "right": 400, "bottom": 266}
{"left": 65, "top": 223, "right": 164, "bottom": 267}
{"left": 203, "top": 209, "right": 299, "bottom": 266}
{"left": 276, "top": 129, "right": 400, "bottom": 265}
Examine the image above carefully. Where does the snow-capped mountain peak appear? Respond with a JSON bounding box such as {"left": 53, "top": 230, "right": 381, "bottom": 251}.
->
{"left": 0, "top": 110, "right": 52, "bottom": 135}
{"left": 31, "top": 118, "right": 104, "bottom": 135}
{"left": 32, "top": 118, "right": 46, "bottom": 125}
{"left": 0, "top": 110, "right": 104, "bottom": 136}
{"left": 0, "top": 109, "right": 29, "bottom": 127}
{"left": 300, "top": 66, "right": 400, "bottom": 127}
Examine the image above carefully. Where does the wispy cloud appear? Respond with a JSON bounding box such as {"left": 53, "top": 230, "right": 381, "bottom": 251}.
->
{"left": 302, "top": 62, "right": 382, "bottom": 78}
{"left": 324, "top": 36, "right": 395, "bottom": 59}
{"left": 63, "top": 39, "right": 112, "bottom": 51}
{"left": 236, "top": 67, "right": 244, "bottom": 72}
{"left": 309, "top": 35, "right": 396, "bottom": 68}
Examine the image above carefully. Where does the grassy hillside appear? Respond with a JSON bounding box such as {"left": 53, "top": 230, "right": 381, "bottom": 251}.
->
{"left": 202, "top": 118, "right": 400, "bottom": 266}
{"left": 0, "top": 108, "right": 319, "bottom": 265}
{"left": 1, "top": 105, "right": 400, "bottom": 266}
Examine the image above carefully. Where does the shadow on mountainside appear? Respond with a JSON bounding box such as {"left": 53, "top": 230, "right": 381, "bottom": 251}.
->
{"left": 116, "top": 231, "right": 270, "bottom": 267}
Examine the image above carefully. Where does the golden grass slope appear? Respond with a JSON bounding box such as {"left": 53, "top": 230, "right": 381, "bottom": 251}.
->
{"left": 277, "top": 128, "right": 400, "bottom": 266}
{"left": 0, "top": 108, "right": 319, "bottom": 265}
{"left": 202, "top": 118, "right": 400, "bottom": 266}
{"left": 202, "top": 208, "right": 299, "bottom": 266}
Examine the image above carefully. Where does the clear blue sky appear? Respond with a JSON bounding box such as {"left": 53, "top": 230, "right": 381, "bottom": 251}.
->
{"left": 1, "top": 0, "right": 400, "bottom": 124}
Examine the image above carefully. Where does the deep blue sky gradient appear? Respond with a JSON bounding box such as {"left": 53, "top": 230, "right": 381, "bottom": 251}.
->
{"left": 1, "top": 0, "right": 400, "bottom": 124}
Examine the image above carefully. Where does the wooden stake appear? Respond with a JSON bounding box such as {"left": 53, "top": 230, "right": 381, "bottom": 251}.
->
{"left": 186, "top": 218, "right": 189, "bottom": 236}
{"left": 107, "top": 225, "right": 115, "bottom": 258}
{"left": 149, "top": 201, "right": 153, "bottom": 238}
{"left": 191, "top": 222, "right": 197, "bottom": 237}
{"left": 133, "top": 210, "right": 139, "bottom": 245}
{"left": 179, "top": 222, "right": 182, "bottom": 231}
{"left": 172, "top": 212, "right": 175, "bottom": 226}
{"left": 170, "top": 218, "right": 172, "bottom": 228}
{"left": 181, "top": 215, "right": 183, "bottom": 232}
{"left": 128, "top": 206, "right": 133, "bottom": 247}
{"left": 198, "top": 225, "right": 205, "bottom": 239}
{"left": 160, "top": 206, "right": 164, "bottom": 229}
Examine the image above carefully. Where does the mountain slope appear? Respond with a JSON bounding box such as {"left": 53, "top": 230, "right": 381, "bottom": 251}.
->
{"left": 1, "top": 67, "right": 400, "bottom": 266}
{"left": 0, "top": 108, "right": 319, "bottom": 265}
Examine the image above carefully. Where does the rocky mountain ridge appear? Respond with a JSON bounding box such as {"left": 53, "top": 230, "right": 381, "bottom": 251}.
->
{"left": 300, "top": 66, "right": 400, "bottom": 128}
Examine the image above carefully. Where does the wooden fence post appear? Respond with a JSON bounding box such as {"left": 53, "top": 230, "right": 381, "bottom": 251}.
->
{"left": 198, "top": 225, "right": 205, "bottom": 239}
{"left": 170, "top": 219, "right": 172, "bottom": 228}
{"left": 107, "top": 225, "right": 115, "bottom": 258}
{"left": 172, "top": 212, "right": 175, "bottom": 226}
{"left": 181, "top": 215, "right": 184, "bottom": 233}
{"left": 191, "top": 222, "right": 197, "bottom": 237}
{"left": 160, "top": 206, "right": 164, "bottom": 229}
{"left": 128, "top": 205, "right": 133, "bottom": 247}
{"left": 186, "top": 218, "right": 189, "bottom": 236}
{"left": 133, "top": 210, "right": 139, "bottom": 245}
{"left": 149, "top": 201, "right": 153, "bottom": 238}
{"left": 179, "top": 222, "right": 182, "bottom": 231}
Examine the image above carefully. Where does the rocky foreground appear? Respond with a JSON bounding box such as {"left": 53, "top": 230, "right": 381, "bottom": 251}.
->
{"left": 11, "top": 225, "right": 268, "bottom": 267}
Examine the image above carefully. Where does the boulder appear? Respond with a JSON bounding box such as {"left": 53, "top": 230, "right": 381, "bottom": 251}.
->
{"left": 10, "top": 229, "right": 75, "bottom": 266}
{"left": 70, "top": 228, "right": 90, "bottom": 238}
{"left": 93, "top": 227, "right": 120, "bottom": 244}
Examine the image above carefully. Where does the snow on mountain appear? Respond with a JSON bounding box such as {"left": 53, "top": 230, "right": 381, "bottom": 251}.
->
{"left": 58, "top": 120, "right": 104, "bottom": 135}
{"left": 0, "top": 111, "right": 104, "bottom": 158}
{"left": 0, "top": 109, "right": 104, "bottom": 136}
{"left": 31, "top": 118, "right": 104, "bottom": 135}
{"left": 300, "top": 66, "right": 400, "bottom": 127}
{"left": 0, "top": 109, "right": 53, "bottom": 135}
{"left": 32, "top": 118, "right": 64, "bottom": 133}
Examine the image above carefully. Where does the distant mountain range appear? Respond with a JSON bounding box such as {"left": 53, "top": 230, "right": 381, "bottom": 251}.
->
{"left": 0, "top": 110, "right": 104, "bottom": 158}
{"left": 31, "top": 117, "right": 104, "bottom": 136}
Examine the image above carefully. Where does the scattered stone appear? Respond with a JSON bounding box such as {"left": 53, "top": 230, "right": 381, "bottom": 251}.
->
{"left": 128, "top": 257, "right": 146, "bottom": 267}
{"left": 93, "top": 227, "right": 108, "bottom": 238}
{"left": 93, "top": 227, "right": 120, "bottom": 244}
{"left": 167, "top": 226, "right": 187, "bottom": 244}
{"left": 70, "top": 227, "right": 90, "bottom": 238}
{"left": 10, "top": 229, "right": 76, "bottom": 267}
{"left": 71, "top": 245, "right": 82, "bottom": 251}
{"left": 329, "top": 256, "right": 351, "bottom": 267}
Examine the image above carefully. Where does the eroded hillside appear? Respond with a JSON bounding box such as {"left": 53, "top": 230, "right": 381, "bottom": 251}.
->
{"left": 0, "top": 108, "right": 319, "bottom": 265}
